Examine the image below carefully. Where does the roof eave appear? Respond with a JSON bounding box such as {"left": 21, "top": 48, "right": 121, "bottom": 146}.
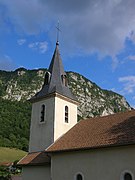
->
{"left": 19, "top": 162, "right": 51, "bottom": 167}
{"left": 29, "top": 92, "right": 79, "bottom": 105}
{"left": 46, "top": 142, "right": 135, "bottom": 154}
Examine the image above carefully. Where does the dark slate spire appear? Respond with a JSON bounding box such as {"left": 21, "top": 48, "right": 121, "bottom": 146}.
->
{"left": 31, "top": 42, "right": 77, "bottom": 102}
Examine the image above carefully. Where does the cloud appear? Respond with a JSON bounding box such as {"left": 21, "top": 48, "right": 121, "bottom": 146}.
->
{"left": 17, "top": 39, "right": 48, "bottom": 53}
{"left": 0, "top": 0, "right": 48, "bottom": 34}
{"left": 127, "top": 55, "right": 135, "bottom": 61}
{"left": 0, "top": 55, "right": 16, "bottom": 71}
{"left": 28, "top": 41, "right": 48, "bottom": 53}
{"left": 38, "top": 42, "right": 48, "bottom": 53}
{"left": 119, "top": 76, "right": 135, "bottom": 94}
{"left": 1, "top": 0, "right": 135, "bottom": 57}
{"left": 17, "top": 39, "right": 26, "bottom": 45}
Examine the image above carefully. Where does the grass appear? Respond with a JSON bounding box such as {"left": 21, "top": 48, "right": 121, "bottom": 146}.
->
{"left": 0, "top": 147, "right": 27, "bottom": 163}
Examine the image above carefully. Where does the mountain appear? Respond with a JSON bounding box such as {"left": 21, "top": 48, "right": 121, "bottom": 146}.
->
{"left": 0, "top": 68, "right": 131, "bottom": 118}
{"left": 0, "top": 68, "right": 131, "bottom": 150}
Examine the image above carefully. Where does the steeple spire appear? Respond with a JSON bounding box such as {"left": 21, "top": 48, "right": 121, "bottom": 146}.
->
{"left": 30, "top": 43, "right": 77, "bottom": 102}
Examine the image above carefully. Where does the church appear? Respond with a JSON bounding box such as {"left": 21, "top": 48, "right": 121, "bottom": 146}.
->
{"left": 19, "top": 41, "right": 135, "bottom": 180}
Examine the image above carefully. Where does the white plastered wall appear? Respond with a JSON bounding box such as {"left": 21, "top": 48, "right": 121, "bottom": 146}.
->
{"left": 51, "top": 145, "right": 135, "bottom": 180}
{"left": 54, "top": 96, "right": 77, "bottom": 141}
{"left": 22, "top": 165, "right": 50, "bottom": 180}
{"left": 29, "top": 94, "right": 77, "bottom": 153}
{"left": 29, "top": 97, "right": 55, "bottom": 153}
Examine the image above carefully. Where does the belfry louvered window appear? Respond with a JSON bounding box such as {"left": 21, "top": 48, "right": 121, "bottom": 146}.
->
{"left": 40, "top": 104, "right": 45, "bottom": 122}
{"left": 65, "top": 106, "right": 69, "bottom": 123}
{"left": 44, "top": 72, "right": 51, "bottom": 85}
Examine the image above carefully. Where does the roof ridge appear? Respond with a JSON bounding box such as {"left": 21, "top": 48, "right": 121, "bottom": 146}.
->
{"left": 82, "top": 109, "right": 135, "bottom": 122}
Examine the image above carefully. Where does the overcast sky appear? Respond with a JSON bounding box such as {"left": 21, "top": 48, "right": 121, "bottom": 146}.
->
{"left": 0, "top": 0, "right": 135, "bottom": 107}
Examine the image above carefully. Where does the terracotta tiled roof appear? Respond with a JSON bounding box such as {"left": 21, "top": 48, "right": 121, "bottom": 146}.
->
{"left": 46, "top": 110, "right": 135, "bottom": 152}
{"left": 18, "top": 152, "right": 50, "bottom": 166}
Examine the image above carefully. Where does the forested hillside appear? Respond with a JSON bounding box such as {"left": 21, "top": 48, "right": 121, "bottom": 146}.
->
{"left": 0, "top": 99, "right": 31, "bottom": 151}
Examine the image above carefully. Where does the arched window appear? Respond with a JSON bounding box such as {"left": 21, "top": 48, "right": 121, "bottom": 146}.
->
{"left": 44, "top": 72, "right": 51, "bottom": 85}
{"left": 124, "top": 173, "right": 132, "bottom": 180}
{"left": 40, "top": 104, "right": 45, "bottom": 122}
{"left": 76, "top": 174, "right": 83, "bottom": 180}
{"left": 65, "top": 106, "right": 68, "bottom": 123}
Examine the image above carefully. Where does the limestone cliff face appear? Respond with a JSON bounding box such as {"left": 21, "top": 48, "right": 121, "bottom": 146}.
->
{"left": 67, "top": 72, "right": 131, "bottom": 118}
{"left": 0, "top": 68, "right": 131, "bottom": 118}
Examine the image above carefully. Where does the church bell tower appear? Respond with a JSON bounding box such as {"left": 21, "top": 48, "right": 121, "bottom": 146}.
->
{"left": 29, "top": 41, "right": 78, "bottom": 153}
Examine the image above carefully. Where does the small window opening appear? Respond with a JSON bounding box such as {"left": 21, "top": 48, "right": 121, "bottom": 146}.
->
{"left": 76, "top": 174, "right": 83, "bottom": 180}
{"left": 61, "top": 75, "right": 68, "bottom": 87}
{"left": 64, "top": 75, "right": 68, "bottom": 86}
{"left": 65, "top": 106, "right": 68, "bottom": 123}
{"left": 44, "top": 72, "right": 51, "bottom": 85}
{"left": 124, "top": 173, "right": 132, "bottom": 180}
{"left": 40, "top": 104, "right": 45, "bottom": 122}
{"left": 61, "top": 75, "right": 63, "bottom": 83}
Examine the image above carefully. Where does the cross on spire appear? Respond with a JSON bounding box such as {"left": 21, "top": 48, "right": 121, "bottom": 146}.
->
{"left": 56, "top": 21, "right": 61, "bottom": 44}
